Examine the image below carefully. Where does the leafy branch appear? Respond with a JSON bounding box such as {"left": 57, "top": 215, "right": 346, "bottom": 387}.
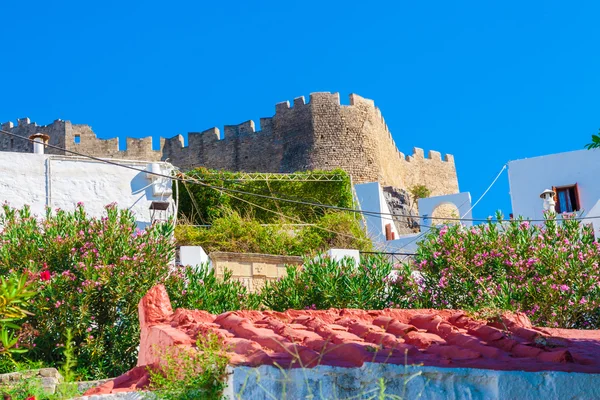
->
{"left": 585, "top": 129, "right": 600, "bottom": 150}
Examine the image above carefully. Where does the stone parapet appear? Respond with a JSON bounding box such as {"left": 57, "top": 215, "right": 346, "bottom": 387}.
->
{"left": 210, "top": 251, "right": 302, "bottom": 293}
{"left": 0, "top": 368, "right": 63, "bottom": 394}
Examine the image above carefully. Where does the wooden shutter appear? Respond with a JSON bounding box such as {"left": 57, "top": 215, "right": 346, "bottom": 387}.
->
{"left": 385, "top": 223, "right": 393, "bottom": 241}
{"left": 552, "top": 186, "right": 560, "bottom": 213}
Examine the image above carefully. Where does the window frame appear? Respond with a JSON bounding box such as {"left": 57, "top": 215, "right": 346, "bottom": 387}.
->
{"left": 552, "top": 183, "right": 580, "bottom": 214}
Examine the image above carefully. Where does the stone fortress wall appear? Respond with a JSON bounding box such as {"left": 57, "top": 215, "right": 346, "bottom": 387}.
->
{"left": 0, "top": 92, "right": 459, "bottom": 196}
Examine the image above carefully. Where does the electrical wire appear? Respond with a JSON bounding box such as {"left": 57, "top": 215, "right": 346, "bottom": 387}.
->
{"left": 460, "top": 165, "right": 507, "bottom": 219}
{"left": 1, "top": 128, "right": 595, "bottom": 224}
{"left": 200, "top": 180, "right": 373, "bottom": 244}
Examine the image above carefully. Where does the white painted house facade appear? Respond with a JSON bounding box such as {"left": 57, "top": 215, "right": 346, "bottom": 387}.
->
{"left": 508, "top": 148, "right": 600, "bottom": 235}
{"left": 0, "top": 152, "right": 175, "bottom": 228}
{"left": 354, "top": 181, "right": 472, "bottom": 253}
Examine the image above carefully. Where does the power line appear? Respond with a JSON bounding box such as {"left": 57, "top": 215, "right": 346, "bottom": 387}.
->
{"left": 196, "top": 178, "right": 372, "bottom": 244}
{"left": 1, "top": 128, "right": 596, "bottom": 224}
{"left": 460, "top": 165, "right": 507, "bottom": 220}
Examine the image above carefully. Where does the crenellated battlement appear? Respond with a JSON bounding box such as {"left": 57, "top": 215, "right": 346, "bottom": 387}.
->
{"left": 0, "top": 92, "right": 458, "bottom": 195}
{"left": 405, "top": 147, "right": 454, "bottom": 163}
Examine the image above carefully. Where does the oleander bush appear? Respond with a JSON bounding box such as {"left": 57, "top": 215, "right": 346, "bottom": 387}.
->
{"left": 412, "top": 213, "right": 600, "bottom": 329}
{"left": 260, "top": 255, "right": 417, "bottom": 311}
{"left": 0, "top": 203, "right": 176, "bottom": 379}
{"left": 167, "top": 263, "right": 262, "bottom": 314}
{"left": 4, "top": 198, "right": 600, "bottom": 386}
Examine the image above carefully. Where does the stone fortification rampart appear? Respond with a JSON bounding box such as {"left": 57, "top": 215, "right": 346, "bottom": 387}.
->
{"left": 1, "top": 92, "right": 458, "bottom": 195}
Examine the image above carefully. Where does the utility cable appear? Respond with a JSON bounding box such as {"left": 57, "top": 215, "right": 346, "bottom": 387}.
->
{"left": 1, "top": 128, "right": 595, "bottom": 223}
{"left": 460, "top": 164, "right": 507, "bottom": 220}
{"left": 203, "top": 182, "right": 373, "bottom": 245}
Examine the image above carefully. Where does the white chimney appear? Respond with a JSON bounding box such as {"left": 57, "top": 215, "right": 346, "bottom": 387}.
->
{"left": 28, "top": 133, "right": 50, "bottom": 155}
{"left": 539, "top": 188, "right": 556, "bottom": 214}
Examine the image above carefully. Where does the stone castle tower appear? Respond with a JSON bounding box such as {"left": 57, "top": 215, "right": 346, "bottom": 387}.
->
{"left": 0, "top": 92, "right": 459, "bottom": 196}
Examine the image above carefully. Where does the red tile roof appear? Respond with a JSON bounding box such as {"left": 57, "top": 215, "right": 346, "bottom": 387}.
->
{"left": 85, "top": 285, "right": 600, "bottom": 395}
{"left": 164, "top": 307, "right": 600, "bottom": 372}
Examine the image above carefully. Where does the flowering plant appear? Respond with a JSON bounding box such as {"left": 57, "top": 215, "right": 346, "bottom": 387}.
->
{"left": 412, "top": 213, "right": 600, "bottom": 328}
{"left": 0, "top": 203, "right": 175, "bottom": 378}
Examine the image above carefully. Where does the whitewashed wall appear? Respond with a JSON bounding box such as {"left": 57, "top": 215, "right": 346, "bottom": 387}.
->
{"left": 0, "top": 152, "right": 175, "bottom": 227}
{"left": 508, "top": 149, "right": 600, "bottom": 222}
{"left": 418, "top": 192, "right": 473, "bottom": 227}
{"left": 353, "top": 182, "right": 399, "bottom": 246}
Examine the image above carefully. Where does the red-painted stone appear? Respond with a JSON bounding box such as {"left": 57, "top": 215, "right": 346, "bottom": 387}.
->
{"left": 85, "top": 285, "right": 600, "bottom": 395}
{"left": 84, "top": 366, "right": 151, "bottom": 395}
{"left": 138, "top": 284, "right": 173, "bottom": 328}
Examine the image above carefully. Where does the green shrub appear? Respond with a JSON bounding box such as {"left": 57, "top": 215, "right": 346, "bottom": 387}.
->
{"left": 166, "top": 264, "right": 262, "bottom": 314}
{"left": 409, "top": 184, "right": 431, "bottom": 202}
{"left": 411, "top": 214, "right": 600, "bottom": 328}
{"left": 175, "top": 209, "right": 297, "bottom": 255}
{"left": 0, "top": 203, "right": 176, "bottom": 379}
{"left": 148, "top": 332, "right": 229, "bottom": 400}
{"left": 177, "top": 168, "right": 354, "bottom": 225}
{"left": 261, "top": 255, "right": 416, "bottom": 311}
{"left": 294, "top": 211, "right": 372, "bottom": 254}
{"left": 1, "top": 378, "right": 82, "bottom": 400}
{"left": 0, "top": 273, "right": 36, "bottom": 369}
{"left": 175, "top": 209, "right": 372, "bottom": 256}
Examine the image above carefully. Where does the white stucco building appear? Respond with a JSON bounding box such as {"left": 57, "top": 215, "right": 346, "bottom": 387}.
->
{"left": 354, "top": 181, "right": 472, "bottom": 253}
{"left": 508, "top": 148, "right": 600, "bottom": 235}
{"left": 0, "top": 152, "right": 175, "bottom": 227}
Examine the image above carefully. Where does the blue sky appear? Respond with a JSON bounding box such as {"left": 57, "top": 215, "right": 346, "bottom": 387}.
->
{"left": 1, "top": 1, "right": 599, "bottom": 218}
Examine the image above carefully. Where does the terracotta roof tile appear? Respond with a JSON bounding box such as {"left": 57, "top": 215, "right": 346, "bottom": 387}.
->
{"left": 85, "top": 285, "right": 600, "bottom": 395}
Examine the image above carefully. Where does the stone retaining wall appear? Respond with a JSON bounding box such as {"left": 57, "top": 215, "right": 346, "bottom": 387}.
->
{"left": 0, "top": 368, "right": 63, "bottom": 394}
{"left": 226, "top": 363, "right": 600, "bottom": 400}
{"left": 210, "top": 251, "right": 302, "bottom": 293}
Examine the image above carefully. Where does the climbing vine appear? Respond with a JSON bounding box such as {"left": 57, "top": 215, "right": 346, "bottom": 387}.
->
{"left": 176, "top": 168, "right": 354, "bottom": 225}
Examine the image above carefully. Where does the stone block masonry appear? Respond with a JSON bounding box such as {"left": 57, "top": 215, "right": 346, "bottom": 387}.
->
{"left": 210, "top": 251, "right": 302, "bottom": 293}
{"left": 0, "top": 368, "right": 63, "bottom": 394}
{"left": 1, "top": 92, "right": 459, "bottom": 196}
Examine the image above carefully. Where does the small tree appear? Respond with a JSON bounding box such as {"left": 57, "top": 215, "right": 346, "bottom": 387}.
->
{"left": 409, "top": 184, "right": 431, "bottom": 207}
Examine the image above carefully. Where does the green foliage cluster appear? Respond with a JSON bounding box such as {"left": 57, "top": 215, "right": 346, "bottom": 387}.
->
{"left": 175, "top": 168, "right": 372, "bottom": 256}
{"left": 1, "top": 379, "right": 82, "bottom": 400}
{"left": 585, "top": 129, "right": 600, "bottom": 149}
{"left": 409, "top": 184, "right": 431, "bottom": 202}
{"left": 166, "top": 256, "right": 416, "bottom": 314}
{"left": 0, "top": 274, "right": 35, "bottom": 365}
{"left": 411, "top": 214, "right": 600, "bottom": 328}
{"left": 0, "top": 203, "right": 176, "bottom": 379}
{"left": 175, "top": 209, "right": 372, "bottom": 256}
{"left": 148, "top": 333, "right": 229, "bottom": 400}
{"left": 261, "top": 255, "right": 416, "bottom": 311}
{"left": 0, "top": 331, "right": 81, "bottom": 400}
{"left": 167, "top": 264, "right": 262, "bottom": 314}
{"left": 177, "top": 168, "right": 354, "bottom": 225}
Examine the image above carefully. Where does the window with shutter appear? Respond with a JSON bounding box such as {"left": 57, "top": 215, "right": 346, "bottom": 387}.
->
{"left": 554, "top": 184, "right": 581, "bottom": 213}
